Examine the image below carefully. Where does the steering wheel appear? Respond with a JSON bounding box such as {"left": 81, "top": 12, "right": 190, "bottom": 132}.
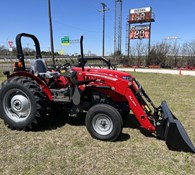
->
{"left": 56, "top": 63, "right": 71, "bottom": 72}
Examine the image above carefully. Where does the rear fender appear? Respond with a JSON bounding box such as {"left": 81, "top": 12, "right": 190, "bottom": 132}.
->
{"left": 9, "top": 72, "right": 52, "bottom": 101}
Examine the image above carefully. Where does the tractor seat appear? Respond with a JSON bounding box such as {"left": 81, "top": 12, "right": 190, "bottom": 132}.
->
{"left": 30, "top": 58, "right": 47, "bottom": 73}
{"left": 30, "top": 59, "right": 59, "bottom": 78}
{"left": 34, "top": 59, "right": 47, "bottom": 73}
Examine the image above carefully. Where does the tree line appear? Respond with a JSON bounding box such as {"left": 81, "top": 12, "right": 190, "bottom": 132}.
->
{"left": 121, "top": 40, "right": 195, "bottom": 68}
{"left": 1, "top": 40, "right": 195, "bottom": 68}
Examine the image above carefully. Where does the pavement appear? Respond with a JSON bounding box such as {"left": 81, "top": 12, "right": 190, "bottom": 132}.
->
{"left": 117, "top": 68, "right": 195, "bottom": 76}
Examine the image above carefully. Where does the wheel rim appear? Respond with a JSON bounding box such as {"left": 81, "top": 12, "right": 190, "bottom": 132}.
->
{"left": 92, "top": 114, "right": 113, "bottom": 135}
{"left": 3, "top": 88, "right": 31, "bottom": 122}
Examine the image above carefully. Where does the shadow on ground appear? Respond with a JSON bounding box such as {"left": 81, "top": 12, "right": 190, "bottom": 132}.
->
{"left": 123, "top": 114, "right": 155, "bottom": 138}
{"left": 36, "top": 112, "right": 155, "bottom": 141}
{"left": 37, "top": 111, "right": 86, "bottom": 131}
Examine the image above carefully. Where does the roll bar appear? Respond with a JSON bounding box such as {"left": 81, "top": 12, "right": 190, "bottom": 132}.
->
{"left": 16, "top": 33, "right": 42, "bottom": 71}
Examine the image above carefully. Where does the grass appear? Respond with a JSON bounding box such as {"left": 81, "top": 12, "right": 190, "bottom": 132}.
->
{"left": 0, "top": 71, "right": 6, "bottom": 82}
{"left": 0, "top": 72, "right": 195, "bottom": 175}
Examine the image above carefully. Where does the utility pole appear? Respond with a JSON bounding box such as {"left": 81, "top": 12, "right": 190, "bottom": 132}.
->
{"left": 99, "top": 3, "right": 109, "bottom": 57}
{"left": 48, "top": 0, "right": 55, "bottom": 66}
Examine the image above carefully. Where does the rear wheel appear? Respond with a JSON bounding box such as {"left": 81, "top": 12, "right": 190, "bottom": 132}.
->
{"left": 85, "top": 104, "right": 123, "bottom": 141}
{"left": 0, "top": 76, "right": 48, "bottom": 130}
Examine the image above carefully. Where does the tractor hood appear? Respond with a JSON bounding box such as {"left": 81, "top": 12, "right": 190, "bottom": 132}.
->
{"left": 72, "top": 67, "right": 133, "bottom": 81}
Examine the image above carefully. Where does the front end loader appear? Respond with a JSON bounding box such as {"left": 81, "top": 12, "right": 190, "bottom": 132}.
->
{"left": 0, "top": 33, "right": 194, "bottom": 153}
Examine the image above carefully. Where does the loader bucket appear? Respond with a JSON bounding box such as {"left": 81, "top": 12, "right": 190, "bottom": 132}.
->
{"left": 161, "top": 101, "right": 195, "bottom": 153}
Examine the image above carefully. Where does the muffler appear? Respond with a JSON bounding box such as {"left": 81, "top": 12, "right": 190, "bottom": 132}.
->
{"left": 161, "top": 101, "right": 195, "bottom": 153}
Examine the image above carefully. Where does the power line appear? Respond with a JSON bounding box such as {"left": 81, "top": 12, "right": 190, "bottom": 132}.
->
{"left": 48, "top": 0, "right": 55, "bottom": 65}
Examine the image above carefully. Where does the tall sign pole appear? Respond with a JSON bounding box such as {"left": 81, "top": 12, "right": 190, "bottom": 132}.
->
{"left": 48, "top": 0, "right": 55, "bottom": 66}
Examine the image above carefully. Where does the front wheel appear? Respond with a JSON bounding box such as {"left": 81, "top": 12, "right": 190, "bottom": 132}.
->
{"left": 85, "top": 104, "right": 123, "bottom": 141}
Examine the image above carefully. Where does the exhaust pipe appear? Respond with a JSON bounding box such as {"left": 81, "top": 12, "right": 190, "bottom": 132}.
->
{"left": 161, "top": 101, "right": 195, "bottom": 153}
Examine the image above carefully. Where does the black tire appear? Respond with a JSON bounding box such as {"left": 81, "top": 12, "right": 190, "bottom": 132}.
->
{"left": 0, "top": 76, "right": 48, "bottom": 130}
{"left": 85, "top": 104, "right": 123, "bottom": 141}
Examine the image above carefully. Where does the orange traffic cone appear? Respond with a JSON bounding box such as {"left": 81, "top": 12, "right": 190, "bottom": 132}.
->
{"left": 179, "top": 69, "right": 182, "bottom": 76}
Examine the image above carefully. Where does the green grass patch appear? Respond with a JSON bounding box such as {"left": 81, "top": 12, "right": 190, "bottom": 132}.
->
{"left": 0, "top": 72, "right": 195, "bottom": 175}
{"left": 0, "top": 71, "right": 6, "bottom": 82}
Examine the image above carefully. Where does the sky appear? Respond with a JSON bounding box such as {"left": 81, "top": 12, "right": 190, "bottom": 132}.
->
{"left": 0, "top": 0, "right": 195, "bottom": 56}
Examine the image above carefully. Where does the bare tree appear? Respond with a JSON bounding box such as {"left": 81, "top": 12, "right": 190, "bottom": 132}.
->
{"left": 129, "top": 40, "right": 147, "bottom": 66}
{"left": 148, "top": 42, "right": 170, "bottom": 67}
{"left": 0, "top": 46, "right": 7, "bottom": 55}
{"left": 169, "top": 41, "right": 180, "bottom": 67}
{"left": 182, "top": 41, "right": 195, "bottom": 67}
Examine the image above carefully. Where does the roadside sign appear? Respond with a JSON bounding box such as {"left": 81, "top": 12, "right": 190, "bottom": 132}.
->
{"left": 8, "top": 41, "right": 13, "bottom": 48}
{"left": 61, "top": 36, "right": 70, "bottom": 46}
{"left": 60, "top": 49, "right": 64, "bottom": 55}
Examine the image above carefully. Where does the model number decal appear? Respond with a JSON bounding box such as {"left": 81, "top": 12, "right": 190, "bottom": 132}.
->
{"left": 129, "top": 96, "right": 137, "bottom": 106}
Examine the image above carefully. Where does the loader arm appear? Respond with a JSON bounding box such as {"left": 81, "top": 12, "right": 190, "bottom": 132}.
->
{"left": 124, "top": 87, "right": 156, "bottom": 132}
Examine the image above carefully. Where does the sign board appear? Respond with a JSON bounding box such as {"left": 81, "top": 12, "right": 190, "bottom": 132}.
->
{"left": 130, "top": 25, "right": 150, "bottom": 39}
{"left": 129, "top": 7, "right": 152, "bottom": 24}
{"left": 8, "top": 41, "right": 13, "bottom": 48}
{"left": 70, "top": 39, "right": 79, "bottom": 44}
{"left": 9, "top": 48, "right": 13, "bottom": 52}
{"left": 60, "top": 49, "right": 64, "bottom": 55}
{"left": 61, "top": 36, "right": 70, "bottom": 46}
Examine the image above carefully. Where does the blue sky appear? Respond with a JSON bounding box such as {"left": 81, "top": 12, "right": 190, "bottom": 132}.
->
{"left": 0, "top": 0, "right": 195, "bottom": 56}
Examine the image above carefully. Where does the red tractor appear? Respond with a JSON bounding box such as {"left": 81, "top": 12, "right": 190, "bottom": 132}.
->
{"left": 0, "top": 33, "right": 194, "bottom": 153}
